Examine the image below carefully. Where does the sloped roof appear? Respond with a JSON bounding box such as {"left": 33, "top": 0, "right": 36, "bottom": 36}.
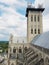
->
{"left": 31, "top": 31, "right": 49, "bottom": 49}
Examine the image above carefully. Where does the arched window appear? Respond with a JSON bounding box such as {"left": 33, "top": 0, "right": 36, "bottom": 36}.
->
{"left": 38, "top": 29, "right": 40, "bottom": 34}
{"left": 31, "top": 29, "right": 33, "bottom": 34}
{"left": 10, "top": 53, "right": 11, "bottom": 57}
{"left": 31, "top": 15, "right": 33, "bottom": 22}
{"left": 11, "top": 63, "right": 14, "bottom": 65}
{"left": 34, "top": 15, "right": 36, "bottom": 22}
{"left": 35, "top": 29, "right": 36, "bottom": 34}
{"left": 24, "top": 47, "right": 27, "bottom": 51}
{"left": 38, "top": 15, "right": 40, "bottom": 22}
{"left": 13, "top": 48, "right": 16, "bottom": 53}
{"left": 19, "top": 48, "right": 22, "bottom": 53}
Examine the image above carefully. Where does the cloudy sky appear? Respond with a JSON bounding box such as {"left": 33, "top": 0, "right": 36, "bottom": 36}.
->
{"left": 0, "top": 0, "right": 49, "bottom": 41}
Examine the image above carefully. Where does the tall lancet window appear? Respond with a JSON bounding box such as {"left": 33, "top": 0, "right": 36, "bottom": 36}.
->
{"left": 38, "top": 29, "right": 40, "bottom": 34}
{"left": 19, "top": 47, "right": 22, "bottom": 53}
{"left": 38, "top": 15, "right": 40, "bottom": 22}
{"left": 13, "top": 48, "right": 16, "bottom": 53}
{"left": 31, "top": 29, "right": 33, "bottom": 34}
{"left": 11, "top": 63, "right": 14, "bottom": 65}
{"left": 31, "top": 15, "right": 33, "bottom": 22}
{"left": 35, "top": 29, "right": 36, "bottom": 34}
{"left": 34, "top": 15, "right": 36, "bottom": 22}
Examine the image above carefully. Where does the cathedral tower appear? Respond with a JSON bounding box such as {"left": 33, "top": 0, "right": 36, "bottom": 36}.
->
{"left": 26, "top": 3, "right": 45, "bottom": 43}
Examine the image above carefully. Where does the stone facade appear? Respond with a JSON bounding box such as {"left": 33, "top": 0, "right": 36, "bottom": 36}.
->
{"left": 6, "top": 4, "right": 49, "bottom": 65}
{"left": 27, "top": 11, "right": 43, "bottom": 43}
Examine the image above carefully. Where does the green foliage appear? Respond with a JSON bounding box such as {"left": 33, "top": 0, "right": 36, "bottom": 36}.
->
{"left": 0, "top": 41, "right": 9, "bottom": 53}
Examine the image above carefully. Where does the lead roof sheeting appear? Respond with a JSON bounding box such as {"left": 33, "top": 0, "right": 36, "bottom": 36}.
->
{"left": 31, "top": 31, "right": 49, "bottom": 49}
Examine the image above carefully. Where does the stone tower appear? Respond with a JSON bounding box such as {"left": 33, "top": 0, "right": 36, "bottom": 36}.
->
{"left": 26, "top": 3, "right": 45, "bottom": 43}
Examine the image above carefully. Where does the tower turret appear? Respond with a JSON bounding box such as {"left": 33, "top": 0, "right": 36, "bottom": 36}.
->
{"left": 26, "top": 3, "right": 45, "bottom": 43}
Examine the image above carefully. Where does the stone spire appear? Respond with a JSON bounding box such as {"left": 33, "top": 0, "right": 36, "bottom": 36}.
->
{"left": 9, "top": 34, "right": 13, "bottom": 44}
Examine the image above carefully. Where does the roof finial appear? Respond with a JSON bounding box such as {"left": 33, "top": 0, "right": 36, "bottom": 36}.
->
{"left": 9, "top": 34, "right": 13, "bottom": 44}
{"left": 27, "top": 2, "right": 32, "bottom": 8}
{"left": 38, "top": 4, "right": 43, "bottom": 8}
